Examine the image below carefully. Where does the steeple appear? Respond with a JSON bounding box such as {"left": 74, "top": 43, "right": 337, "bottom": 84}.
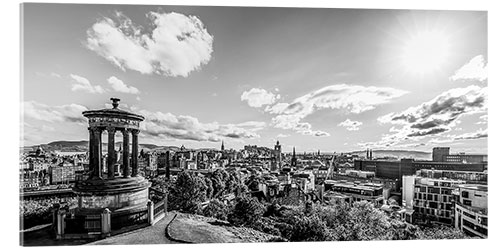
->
{"left": 221, "top": 140, "right": 225, "bottom": 151}
{"left": 291, "top": 146, "right": 297, "bottom": 167}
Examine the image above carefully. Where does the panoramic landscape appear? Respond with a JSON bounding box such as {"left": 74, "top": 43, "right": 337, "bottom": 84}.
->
{"left": 20, "top": 3, "right": 488, "bottom": 246}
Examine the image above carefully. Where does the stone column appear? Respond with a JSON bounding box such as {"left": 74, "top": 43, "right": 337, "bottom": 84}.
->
{"left": 147, "top": 200, "right": 154, "bottom": 225}
{"left": 88, "top": 127, "right": 94, "bottom": 178}
{"left": 101, "top": 208, "right": 111, "bottom": 237}
{"left": 122, "top": 129, "right": 130, "bottom": 177}
{"left": 89, "top": 127, "right": 103, "bottom": 179}
{"left": 107, "top": 127, "right": 116, "bottom": 179}
{"left": 131, "top": 129, "right": 139, "bottom": 177}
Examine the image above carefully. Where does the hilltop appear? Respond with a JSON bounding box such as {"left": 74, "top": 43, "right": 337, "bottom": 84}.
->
{"left": 22, "top": 140, "right": 181, "bottom": 153}
{"left": 349, "top": 149, "right": 431, "bottom": 160}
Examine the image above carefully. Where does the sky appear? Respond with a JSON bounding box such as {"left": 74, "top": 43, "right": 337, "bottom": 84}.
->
{"left": 21, "top": 3, "right": 488, "bottom": 153}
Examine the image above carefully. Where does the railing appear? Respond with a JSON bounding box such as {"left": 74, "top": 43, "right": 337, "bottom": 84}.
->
{"left": 154, "top": 199, "right": 165, "bottom": 219}
{"left": 111, "top": 208, "right": 148, "bottom": 230}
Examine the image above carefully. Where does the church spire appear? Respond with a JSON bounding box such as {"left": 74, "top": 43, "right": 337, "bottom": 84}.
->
{"left": 221, "top": 140, "right": 225, "bottom": 151}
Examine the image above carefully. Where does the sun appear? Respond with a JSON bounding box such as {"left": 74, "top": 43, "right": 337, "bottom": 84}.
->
{"left": 400, "top": 30, "right": 450, "bottom": 75}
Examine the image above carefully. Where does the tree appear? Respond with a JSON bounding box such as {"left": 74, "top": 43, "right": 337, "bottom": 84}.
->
{"left": 210, "top": 169, "right": 226, "bottom": 198}
{"left": 416, "top": 225, "right": 472, "bottom": 240}
{"left": 288, "top": 215, "right": 332, "bottom": 241}
{"left": 204, "top": 177, "right": 214, "bottom": 199}
{"left": 228, "top": 196, "right": 264, "bottom": 227}
{"left": 202, "top": 199, "right": 229, "bottom": 221}
{"left": 168, "top": 171, "right": 207, "bottom": 213}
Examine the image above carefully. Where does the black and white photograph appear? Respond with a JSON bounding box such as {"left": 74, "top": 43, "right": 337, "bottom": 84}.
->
{"left": 10, "top": 0, "right": 496, "bottom": 248}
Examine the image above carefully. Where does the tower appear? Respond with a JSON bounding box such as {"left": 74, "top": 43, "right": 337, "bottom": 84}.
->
{"left": 291, "top": 146, "right": 297, "bottom": 167}
{"left": 221, "top": 140, "right": 225, "bottom": 151}
{"left": 271, "top": 140, "right": 282, "bottom": 171}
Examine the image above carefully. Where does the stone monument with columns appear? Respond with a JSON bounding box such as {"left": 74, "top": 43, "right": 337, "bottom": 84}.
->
{"left": 72, "top": 98, "right": 151, "bottom": 229}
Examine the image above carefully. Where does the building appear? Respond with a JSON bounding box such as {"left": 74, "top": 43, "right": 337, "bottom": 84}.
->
{"left": 292, "top": 171, "right": 315, "bottom": 193}
{"left": 454, "top": 184, "right": 488, "bottom": 238}
{"left": 291, "top": 147, "right": 297, "bottom": 168}
{"left": 355, "top": 158, "right": 487, "bottom": 191}
{"left": 432, "top": 147, "right": 487, "bottom": 163}
{"left": 49, "top": 164, "right": 84, "bottom": 184}
{"left": 410, "top": 175, "right": 465, "bottom": 225}
{"left": 345, "top": 169, "right": 375, "bottom": 179}
{"left": 323, "top": 190, "right": 352, "bottom": 205}
{"left": 416, "top": 169, "right": 487, "bottom": 184}
{"left": 323, "top": 179, "right": 384, "bottom": 205}
{"left": 432, "top": 147, "right": 450, "bottom": 162}
{"left": 271, "top": 140, "right": 282, "bottom": 171}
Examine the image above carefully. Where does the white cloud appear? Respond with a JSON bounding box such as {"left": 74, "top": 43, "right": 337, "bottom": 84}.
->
{"left": 138, "top": 109, "right": 265, "bottom": 142}
{"left": 476, "top": 114, "right": 487, "bottom": 125}
{"left": 50, "top": 72, "right": 61, "bottom": 78}
{"left": 338, "top": 119, "right": 363, "bottom": 131}
{"left": 107, "top": 76, "right": 140, "bottom": 94}
{"left": 370, "top": 85, "right": 487, "bottom": 147}
{"left": 265, "top": 84, "right": 407, "bottom": 137}
{"left": 69, "top": 74, "right": 105, "bottom": 94}
{"left": 450, "top": 55, "right": 488, "bottom": 82}
{"left": 86, "top": 11, "right": 213, "bottom": 77}
{"left": 241, "top": 88, "right": 280, "bottom": 108}
{"left": 277, "top": 133, "right": 290, "bottom": 138}
{"left": 22, "top": 101, "right": 88, "bottom": 124}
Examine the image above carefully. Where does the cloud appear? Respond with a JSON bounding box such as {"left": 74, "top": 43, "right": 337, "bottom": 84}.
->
{"left": 86, "top": 11, "right": 213, "bottom": 77}
{"left": 265, "top": 84, "right": 407, "bottom": 137}
{"left": 338, "top": 119, "right": 363, "bottom": 131}
{"left": 138, "top": 109, "right": 265, "bottom": 142}
{"left": 50, "top": 72, "right": 62, "bottom": 78}
{"left": 379, "top": 85, "right": 486, "bottom": 134}
{"left": 277, "top": 133, "right": 290, "bottom": 138}
{"left": 22, "top": 101, "right": 88, "bottom": 124}
{"left": 107, "top": 76, "right": 140, "bottom": 94}
{"left": 241, "top": 88, "right": 280, "bottom": 108}
{"left": 370, "top": 85, "right": 487, "bottom": 147}
{"left": 70, "top": 74, "right": 105, "bottom": 94}
{"left": 450, "top": 55, "right": 488, "bottom": 82}
{"left": 453, "top": 128, "right": 488, "bottom": 140}
{"left": 476, "top": 114, "right": 487, "bottom": 125}
{"left": 427, "top": 128, "right": 488, "bottom": 145}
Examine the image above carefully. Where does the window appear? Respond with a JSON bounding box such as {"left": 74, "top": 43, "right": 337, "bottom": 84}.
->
{"left": 429, "top": 202, "right": 438, "bottom": 209}
{"left": 462, "top": 191, "right": 469, "bottom": 198}
{"left": 463, "top": 199, "right": 472, "bottom": 206}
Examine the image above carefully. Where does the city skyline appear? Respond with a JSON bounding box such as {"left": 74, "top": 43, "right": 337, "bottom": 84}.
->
{"left": 21, "top": 4, "right": 487, "bottom": 153}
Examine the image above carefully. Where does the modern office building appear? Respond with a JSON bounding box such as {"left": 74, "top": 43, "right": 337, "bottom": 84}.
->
{"left": 411, "top": 176, "right": 465, "bottom": 225}
{"left": 354, "top": 158, "right": 486, "bottom": 191}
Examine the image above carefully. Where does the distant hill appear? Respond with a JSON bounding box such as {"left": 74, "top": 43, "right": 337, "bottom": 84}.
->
{"left": 23, "top": 141, "right": 181, "bottom": 153}
{"left": 349, "top": 149, "right": 431, "bottom": 161}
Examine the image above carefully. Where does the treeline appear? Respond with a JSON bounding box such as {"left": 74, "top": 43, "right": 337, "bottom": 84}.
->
{"left": 157, "top": 170, "right": 472, "bottom": 242}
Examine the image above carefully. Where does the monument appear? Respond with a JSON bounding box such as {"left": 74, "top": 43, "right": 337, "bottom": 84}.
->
{"left": 57, "top": 98, "right": 153, "bottom": 238}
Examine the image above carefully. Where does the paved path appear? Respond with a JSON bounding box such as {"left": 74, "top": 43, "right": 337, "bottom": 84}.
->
{"left": 89, "top": 213, "right": 178, "bottom": 245}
